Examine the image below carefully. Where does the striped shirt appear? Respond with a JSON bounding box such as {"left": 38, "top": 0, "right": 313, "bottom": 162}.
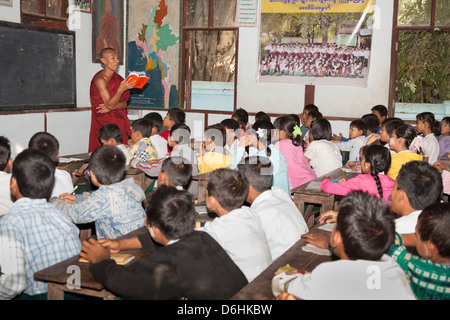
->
{"left": 0, "top": 198, "right": 81, "bottom": 299}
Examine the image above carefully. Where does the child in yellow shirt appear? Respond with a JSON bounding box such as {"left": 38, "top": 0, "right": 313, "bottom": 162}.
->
{"left": 197, "top": 124, "right": 233, "bottom": 174}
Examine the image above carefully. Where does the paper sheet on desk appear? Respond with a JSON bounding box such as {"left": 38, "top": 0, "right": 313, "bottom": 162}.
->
{"left": 304, "top": 181, "right": 322, "bottom": 191}
{"left": 58, "top": 157, "right": 83, "bottom": 163}
{"left": 318, "top": 222, "right": 335, "bottom": 232}
{"left": 302, "top": 244, "right": 332, "bottom": 256}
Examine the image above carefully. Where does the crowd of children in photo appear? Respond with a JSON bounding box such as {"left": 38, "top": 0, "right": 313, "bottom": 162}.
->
{"left": 0, "top": 104, "right": 449, "bottom": 300}
{"left": 260, "top": 42, "right": 370, "bottom": 78}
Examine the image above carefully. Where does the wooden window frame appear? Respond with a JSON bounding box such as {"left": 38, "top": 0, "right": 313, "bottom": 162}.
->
{"left": 21, "top": 0, "right": 69, "bottom": 30}
{"left": 388, "top": 0, "right": 450, "bottom": 116}
{"left": 180, "top": 0, "right": 239, "bottom": 111}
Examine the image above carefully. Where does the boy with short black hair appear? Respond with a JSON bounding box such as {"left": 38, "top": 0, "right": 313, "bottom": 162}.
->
{"left": 128, "top": 118, "right": 159, "bottom": 162}
{"left": 28, "top": 131, "right": 74, "bottom": 198}
{"left": 80, "top": 186, "right": 248, "bottom": 300}
{"left": 0, "top": 149, "right": 81, "bottom": 299}
{"left": 336, "top": 119, "right": 367, "bottom": 163}
{"left": 273, "top": 191, "right": 416, "bottom": 300}
{"left": 143, "top": 112, "right": 169, "bottom": 159}
{"left": 0, "top": 136, "right": 13, "bottom": 217}
{"left": 237, "top": 156, "right": 308, "bottom": 261}
{"left": 371, "top": 105, "right": 388, "bottom": 133}
{"left": 157, "top": 156, "right": 192, "bottom": 190}
{"left": 201, "top": 168, "right": 272, "bottom": 282}
{"left": 52, "top": 145, "right": 146, "bottom": 239}
{"left": 98, "top": 123, "right": 133, "bottom": 164}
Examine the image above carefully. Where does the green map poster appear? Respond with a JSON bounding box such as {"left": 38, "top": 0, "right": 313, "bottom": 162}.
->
{"left": 126, "top": 0, "right": 180, "bottom": 108}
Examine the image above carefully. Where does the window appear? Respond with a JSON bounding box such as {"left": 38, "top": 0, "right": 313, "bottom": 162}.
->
{"left": 181, "top": 0, "right": 238, "bottom": 111}
{"left": 21, "top": 0, "right": 69, "bottom": 30}
{"left": 390, "top": 0, "right": 449, "bottom": 107}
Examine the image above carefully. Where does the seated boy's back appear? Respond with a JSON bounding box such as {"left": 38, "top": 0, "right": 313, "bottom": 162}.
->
{"left": 0, "top": 149, "right": 81, "bottom": 299}
{"left": 52, "top": 145, "right": 145, "bottom": 239}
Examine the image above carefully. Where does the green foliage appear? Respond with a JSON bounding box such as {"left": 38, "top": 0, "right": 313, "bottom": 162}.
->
{"left": 396, "top": 30, "right": 450, "bottom": 103}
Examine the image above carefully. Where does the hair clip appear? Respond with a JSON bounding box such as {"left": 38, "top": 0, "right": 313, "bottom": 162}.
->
{"left": 293, "top": 125, "right": 302, "bottom": 138}
{"left": 256, "top": 127, "right": 265, "bottom": 139}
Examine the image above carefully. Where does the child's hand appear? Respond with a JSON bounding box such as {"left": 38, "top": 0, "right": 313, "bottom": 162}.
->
{"left": 318, "top": 210, "right": 338, "bottom": 225}
{"left": 275, "top": 292, "right": 299, "bottom": 300}
{"left": 345, "top": 161, "right": 355, "bottom": 169}
{"left": 97, "top": 238, "right": 121, "bottom": 254}
{"left": 59, "top": 193, "right": 76, "bottom": 204}
{"left": 332, "top": 133, "right": 343, "bottom": 141}
{"left": 80, "top": 238, "right": 111, "bottom": 264}
{"left": 366, "top": 134, "right": 381, "bottom": 145}
{"left": 301, "top": 232, "right": 330, "bottom": 250}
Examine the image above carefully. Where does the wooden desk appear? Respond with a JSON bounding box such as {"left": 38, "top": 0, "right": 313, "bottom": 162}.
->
{"left": 34, "top": 227, "right": 149, "bottom": 300}
{"left": 291, "top": 168, "right": 357, "bottom": 229}
{"left": 57, "top": 153, "right": 90, "bottom": 180}
{"left": 231, "top": 224, "right": 333, "bottom": 300}
{"left": 192, "top": 172, "right": 210, "bottom": 204}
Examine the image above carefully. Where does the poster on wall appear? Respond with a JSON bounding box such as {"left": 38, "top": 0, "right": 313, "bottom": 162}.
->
{"left": 258, "top": 0, "right": 375, "bottom": 87}
{"left": 126, "top": 0, "right": 180, "bottom": 109}
{"left": 92, "top": 0, "right": 124, "bottom": 64}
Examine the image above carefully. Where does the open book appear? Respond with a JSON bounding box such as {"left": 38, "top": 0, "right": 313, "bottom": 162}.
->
{"left": 126, "top": 72, "right": 150, "bottom": 89}
{"left": 79, "top": 253, "right": 135, "bottom": 265}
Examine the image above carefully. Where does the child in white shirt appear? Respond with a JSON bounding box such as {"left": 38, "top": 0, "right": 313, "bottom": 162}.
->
{"left": 143, "top": 112, "right": 169, "bottom": 159}
{"left": 28, "top": 132, "right": 74, "bottom": 198}
{"left": 336, "top": 119, "right": 367, "bottom": 163}
{"left": 272, "top": 191, "right": 416, "bottom": 300}
{"left": 416, "top": 112, "right": 440, "bottom": 165}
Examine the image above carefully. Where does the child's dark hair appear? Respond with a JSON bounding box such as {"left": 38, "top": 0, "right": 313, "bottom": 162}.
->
{"left": 382, "top": 117, "right": 404, "bottom": 138}
{"left": 397, "top": 161, "right": 443, "bottom": 210}
{"left": 143, "top": 112, "right": 163, "bottom": 132}
{"left": 371, "top": 105, "right": 388, "bottom": 119}
{"left": 308, "top": 110, "right": 323, "bottom": 121}
{"left": 309, "top": 117, "right": 332, "bottom": 141}
{"left": 89, "top": 145, "right": 126, "bottom": 185}
{"left": 207, "top": 168, "right": 249, "bottom": 211}
{"left": 350, "top": 119, "right": 367, "bottom": 136}
{"left": 232, "top": 108, "right": 249, "bottom": 129}
{"left": 361, "top": 144, "right": 391, "bottom": 200}
{"left": 336, "top": 191, "right": 395, "bottom": 260}
{"left": 255, "top": 111, "right": 271, "bottom": 123}
{"left": 304, "top": 104, "right": 319, "bottom": 113}
{"left": 167, "top": 108, "right": 186, "bottom": 125}
{"left": 416, "top": 112, "right": 440, "bottom": 136}
{"left": 394, "top": 124, "right": 418, "bottom": 149}
{"left": 131, "top": 118, "right": 152, "bottom": 138}
{"left": 276, "top": 114, "right": 304, "bottom": 147}
{"left": 251, "top": 120, "right": 275, "bottom": 157}
{"left": 146, "top": 185, "right": 195, "bottom": 240}
{"left": 237, "top": 156, "right": 273, "bottom": 193}
{"left": 361, "top": 114, "right": 380, "bottom": 135}
{"left": 170, "top": 123, "right": 191, "bottom": 145}
{"left": 28, "top": 132, "right": 60, "bottom": 162}
{"left": 205, "top": 123, "right": 226, "bottom": 147}
{"left": 417, "top": 202, "right": 450, "bottom": 259}
{"left": 0, "top": 136, "right": 11, "bottom": 171}
{"left": 98, "top": 123, "right": 123, "bottom": 144}
{"left": 161, "top": 156, "right": 192, "bottom": 188}
{"left": 220, "top": 118, "right": 240, "bottom": 141}
{"left": 12, "top": 148, "right": 55, "bottom": 200}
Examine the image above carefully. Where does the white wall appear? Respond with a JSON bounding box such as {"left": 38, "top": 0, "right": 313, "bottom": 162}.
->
{"left": 236, "top": 0, "right": 393, "bottom": 118}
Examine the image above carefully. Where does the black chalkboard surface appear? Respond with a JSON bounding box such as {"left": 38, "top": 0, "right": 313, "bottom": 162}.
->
{"left": 0, "top": 21, "right": 76, "bottom": 111}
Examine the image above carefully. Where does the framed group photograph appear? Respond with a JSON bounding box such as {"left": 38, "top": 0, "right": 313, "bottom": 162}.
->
{"left": 92, "top": 0, "right": 124, "bottom": 64}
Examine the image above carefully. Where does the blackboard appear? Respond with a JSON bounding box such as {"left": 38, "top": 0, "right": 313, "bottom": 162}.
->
{"left": 0, "top": 21, "right": 76, "bottom": 111}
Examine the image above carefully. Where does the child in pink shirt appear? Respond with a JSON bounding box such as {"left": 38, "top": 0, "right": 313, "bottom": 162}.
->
{"left": 274, "top": 115, "right": 317, "bottom": 189}
{"left": 320, "top": 144, "right": 394, "bottom": 202}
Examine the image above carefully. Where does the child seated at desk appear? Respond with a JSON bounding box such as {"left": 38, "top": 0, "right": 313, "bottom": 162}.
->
{"left": 237, "top": 156, "right": 308, "bottom": 261}
{"left": 128, "top": 118, "right": 159, "bottom": 162}
{"left": 386, "top": 202, "right": 450, "bottom": 300}
{"left": 220, "top": 118, "right": 240, "bottom": 156}
{"left": 361, "top": 113, "right": 381, "bottom": 146}
{"left": 197, "top": 123, "right": 232, "bottom": 175}
{"left": 80, "top": 186, "right": 248, "bottom": 300}
{"left": 143, "top": 112, "right": 169, "bottom": 159}
{"left": 304, "top": 117, "right": 342, "bottom": 177}
{"left": 0, "top": 149, "right": 81, "bottom": 300}
{"left": 28, "top": 132, "right": 74, "bottom": 198}
{"left": 439, "top": 117, "right": 450, "bottom": 158}
{"left": 0, "top": 136, "right": 13, "bottom": 217}
{"left": 272, "top": 191, "right": 416, "bottom": 300}
{"left": 386, "top": 124, "right": 423, "bottom": 180}
{"left": 274, "top": 114, "right": 316, "bottom": 189}
{"left": 321, "top": 144, "right": 394, "bottom": 203}
{"left": 51, "top": 145, "right": 146, "bottom": 239}
{"left": 229, "top": 120, "right": 290, "bottom": 195}
{"left": 416, "top": 112, "right": 440, "bottom": 165}
{"left": 98, "top": 123, "right": 133, "bottom": 164}
{"left": 336, "top": 119, "right": 367, "bottom": 164}
{"left": 161, "top": 108, "right": 186, "bottom": 152}
{"left": 200, "top": 168, "right": 272, "bottom": 282}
